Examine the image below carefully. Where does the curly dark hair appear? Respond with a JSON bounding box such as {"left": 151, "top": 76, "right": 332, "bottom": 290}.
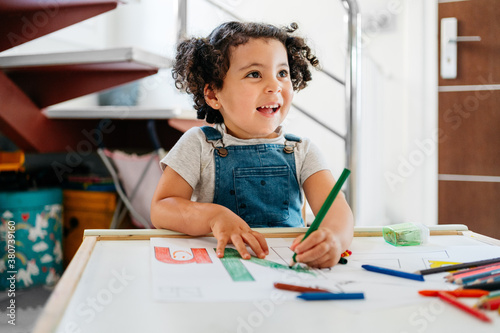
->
{"left": 172, "top": 21, "right": 319, "bottom": 124}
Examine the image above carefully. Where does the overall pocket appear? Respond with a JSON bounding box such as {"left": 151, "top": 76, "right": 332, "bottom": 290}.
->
{"left": 233, "top": 165, "right": 290, "bottom": 226}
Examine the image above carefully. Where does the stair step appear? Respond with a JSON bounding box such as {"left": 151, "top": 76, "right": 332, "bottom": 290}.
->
{"left": 0, "top": 47, "right": 170, "bottom": 107}
{"left": 43, "top": 106, "right": 196, "bottom": 119}
{"left": 0, "top": 0, "right": 119, "bottom": 52}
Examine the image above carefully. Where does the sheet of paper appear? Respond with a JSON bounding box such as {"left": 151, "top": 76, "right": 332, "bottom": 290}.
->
{"left": 150, "top": 237, "right": 319, "bottom": 302}
{"left": 150, "top": 235, "right": 500, "bottom": 311}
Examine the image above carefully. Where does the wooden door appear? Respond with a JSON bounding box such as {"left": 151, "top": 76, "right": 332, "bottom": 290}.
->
{"left": 438, "top": 0, "right": 500, "bottom": 239}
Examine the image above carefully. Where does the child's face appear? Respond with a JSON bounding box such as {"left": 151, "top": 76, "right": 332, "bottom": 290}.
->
{"left": 214, "top": 38, "right": 293, "bottom": 139}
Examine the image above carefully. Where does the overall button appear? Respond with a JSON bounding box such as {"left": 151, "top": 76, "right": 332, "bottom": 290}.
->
{"left": 229, "top": 190, "right": 235, "bottom": 195}
{"left": 260, "top": 180, "right": 266, "bottom": 186}
{"left": 240, "top": 203, "right": 246, "bottom": 209}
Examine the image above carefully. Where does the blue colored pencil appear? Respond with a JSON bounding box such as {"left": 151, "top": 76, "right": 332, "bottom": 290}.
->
{"left": 362, "top": 264, "right": 425, "bottom": 281}
{"left": 463, "top": 280, "right": 500, "bottom": 291}
{"left": 465, "top": 272, "right": 500, "bottom": 286}
{"left": 458, "top": 269, "right": 500, "bottom": 285}
{"left": 297, "top": 292, "right": 365, "bottom": 301}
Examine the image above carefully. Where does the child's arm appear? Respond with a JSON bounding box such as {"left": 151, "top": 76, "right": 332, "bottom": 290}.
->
{"left": 150, "top": 166, "right": 269, "bottom": 260}
{"left": 290, "top": 169, "right": 354, "bottom": 268}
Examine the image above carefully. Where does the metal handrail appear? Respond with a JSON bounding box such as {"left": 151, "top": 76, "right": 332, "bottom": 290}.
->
{"left": 342, "top": 0, "right": 361, "bottom": 211}
{"left": 292, "top": 103, "right": 345, "bottom": 140}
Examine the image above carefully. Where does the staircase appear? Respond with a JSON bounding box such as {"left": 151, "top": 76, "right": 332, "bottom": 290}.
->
{"left": 0, "top": 0, "right": 178, "bottom": 153}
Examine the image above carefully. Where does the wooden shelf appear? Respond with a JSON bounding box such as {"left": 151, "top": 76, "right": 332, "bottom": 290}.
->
{"left": 0, "top": 47, "right": 171, "bottom": 107}
{"left": 0, "top": 0, "right": 119, "bottom": 52}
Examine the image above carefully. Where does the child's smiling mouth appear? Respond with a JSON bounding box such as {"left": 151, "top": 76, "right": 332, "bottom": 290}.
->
{"left": 256, "top": 104, "right": 280, "bottom": 115}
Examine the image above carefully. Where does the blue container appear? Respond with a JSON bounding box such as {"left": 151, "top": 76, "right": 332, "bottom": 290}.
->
{"left": 0, "top": 188, "right": 63, "bottom": 290}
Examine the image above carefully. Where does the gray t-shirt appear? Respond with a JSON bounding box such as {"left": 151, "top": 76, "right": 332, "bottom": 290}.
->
{"left": 160, "top": 124, "right": 329, "bottom": 203}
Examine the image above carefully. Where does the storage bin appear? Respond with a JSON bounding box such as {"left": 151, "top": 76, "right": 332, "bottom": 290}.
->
{"left": 0, "top": 151, "right": 25, "bottom": 172}
{"left": 0, "top": 188, "right": 63, "bottom": 290}
{"left": 63, "top": 190, "right": 116, "bottom": 267}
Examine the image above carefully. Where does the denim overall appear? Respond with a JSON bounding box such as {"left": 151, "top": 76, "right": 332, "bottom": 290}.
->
{"left": 201, "top": 126, "right": 304, "bottom": 228}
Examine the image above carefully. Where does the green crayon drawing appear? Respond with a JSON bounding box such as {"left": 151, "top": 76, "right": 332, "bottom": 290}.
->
{"left": 218, "top": 248, "right": 315, "bottom": 282}
{"left": 218, "top": 249, "right": 255, "bottom": 282}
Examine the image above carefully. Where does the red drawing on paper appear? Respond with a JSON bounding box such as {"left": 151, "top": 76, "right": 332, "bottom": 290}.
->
{"left": 154, "top": 247, "right": 212, "bottom": 264}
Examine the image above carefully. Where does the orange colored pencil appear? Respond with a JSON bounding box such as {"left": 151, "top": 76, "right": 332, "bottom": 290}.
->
{"left": 437, "top": 291, "right": 491, "bottom": 323}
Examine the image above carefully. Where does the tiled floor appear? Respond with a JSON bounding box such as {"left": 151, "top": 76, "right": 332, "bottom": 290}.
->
{"left": 0, "top": 285, "right": 52, "bottom": 333}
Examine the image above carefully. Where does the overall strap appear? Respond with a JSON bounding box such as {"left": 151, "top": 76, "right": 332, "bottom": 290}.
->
{"left": 284, "top": 133, "right": 301, "bottom": 142}
{"left": 283, "top": 133, "right": 301, "bottom": 154}
{"left": 200, "top": 126, "right": 222, "bottom": 141}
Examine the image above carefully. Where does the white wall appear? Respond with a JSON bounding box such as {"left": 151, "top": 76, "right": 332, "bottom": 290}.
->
{"left": 357, "top": 0, "right": 438, "bottom": 226}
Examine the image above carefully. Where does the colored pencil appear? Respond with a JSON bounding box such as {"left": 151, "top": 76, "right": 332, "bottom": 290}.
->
{"left": 297, "top": 292, "right": 365, "bottom": 301}
{"left": 453, "top": 269, "right": 500, "bottom": 285}
{"left": 464, "top": 272, "right": 500, "bottom": 286}
{"left": 477, "top": 297, "right": 500, "bottom": 311}
{"left": 290, "top": 168, "right": 350, "bottom": 266}
{"left": 474, "top": 294, "right": 497, "bottom": 308}
{"left": 273, "top": 282, "right": 330, "bottom": 293}
{"left": 418, "top": 289, "right": 489, "bottom": 298}
{"left": 449, "top": 262, "right": 500, "bottom": 277}
{"left": 362, "top": 264, "right": 425, "bottom": 282}
{"left": 416, "top": 257, "right": 500, "bottom": 275}
{"left": 462, "top": 280, "right": 500, "bottom": 291}
{"left": 447, "top": 263, "right": 500, "bottom": 281}
{"left": 437, "top": 291, "right": 491, "bottom": 323}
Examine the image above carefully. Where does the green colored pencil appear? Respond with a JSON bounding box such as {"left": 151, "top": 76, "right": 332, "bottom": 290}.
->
{"left": 291, "top": 168, "right": 351, "bottom": 266}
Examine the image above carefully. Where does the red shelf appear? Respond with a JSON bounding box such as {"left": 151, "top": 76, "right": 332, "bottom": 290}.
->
{"left": 0, "top": 70, "right": 98, "bottom": 152}
{"left": 0, "top": 0, "right": 118, "bottom": 52}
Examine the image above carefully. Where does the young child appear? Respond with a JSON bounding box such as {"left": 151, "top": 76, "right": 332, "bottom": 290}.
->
{"left": 151, "top": 21, "right": 353, "bottom": 268}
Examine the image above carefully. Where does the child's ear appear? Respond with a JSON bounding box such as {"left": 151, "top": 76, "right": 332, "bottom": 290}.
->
{"left": 204, "top": 84, "right": 220, "bottom": 109}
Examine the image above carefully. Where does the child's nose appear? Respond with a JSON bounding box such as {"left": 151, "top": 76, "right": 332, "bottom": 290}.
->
{"left": 265, "top": 79, "right": 282, "bottom": 94}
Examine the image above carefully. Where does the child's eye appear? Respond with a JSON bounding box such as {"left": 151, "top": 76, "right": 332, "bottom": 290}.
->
{"left": 246, "top": 71, "right": 261, "bottom": 78}
{"left": 278, "top": 70, "right": 289, "bottom": 78}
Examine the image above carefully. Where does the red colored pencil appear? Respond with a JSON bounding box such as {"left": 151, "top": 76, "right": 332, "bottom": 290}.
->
{"left": 418, "top": 289, "right": 489, "bottom": 298}
{"left": 437, "top": 291, "right": 492, "bottom": 323}
{"left": 478, "top": 298, "right": 500, "bottom": 311}
{"left": 474, "top": 296, "right": 500, "bottom": 310}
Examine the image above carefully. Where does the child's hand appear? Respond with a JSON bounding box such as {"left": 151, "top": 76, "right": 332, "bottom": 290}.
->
{"left": 209, "top": 208, "right": 269, "bottom": 260}
{"left": 290, "top": 228, "right": 343, "bottom": 268}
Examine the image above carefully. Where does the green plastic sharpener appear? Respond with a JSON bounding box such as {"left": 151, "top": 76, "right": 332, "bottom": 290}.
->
{"left": 382, "top": 222, "right": 430, "bottom": 246}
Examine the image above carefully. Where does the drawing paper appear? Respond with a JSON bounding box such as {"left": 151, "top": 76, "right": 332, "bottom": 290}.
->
{"left": 150, "top": 235, "right": 500, "bottom": 311}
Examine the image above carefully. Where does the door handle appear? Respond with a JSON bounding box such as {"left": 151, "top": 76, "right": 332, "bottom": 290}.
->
{"left": 441, "top": 17, "right": 481, "bottom": 79}
{"left": 449, "top": 36, "right": 481, "bottom": 43}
